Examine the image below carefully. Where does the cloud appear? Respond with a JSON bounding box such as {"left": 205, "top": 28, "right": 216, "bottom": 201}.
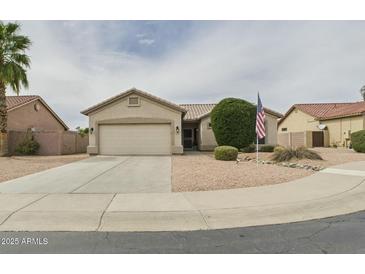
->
{"left": 14, "top": 21, "right": 365, "bottom": 129}
{"left": 138, "top": 38, "right": 155, "bottom": 45}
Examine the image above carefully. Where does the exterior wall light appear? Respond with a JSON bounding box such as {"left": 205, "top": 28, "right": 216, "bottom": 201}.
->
{"left": 90, "top": 127, "right": 94, "bottom": 134}
{"left": 176, "top": 126, "right": 180, "bottom": 134}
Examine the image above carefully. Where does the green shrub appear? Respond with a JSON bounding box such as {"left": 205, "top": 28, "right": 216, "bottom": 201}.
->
{"left": 211, "top": 98, "right": 256, "bottom": 149}
{"left": 241, "top": 144, "right": 256, "bottom": 153}
{"left": 214, "top": 146, "right": 238, "bottom": 161}
{"left": 259, "top": 145, "right": 275, "bottom": 152}
{"left": 351, "top": 130, "right": 365, "bottom": 153}
{"left": 274, "top": 145, "right": 285, "bottom": 153}
{"left": 272, "top": 146, "right": 323, "bottom": 162}
{"left": 15, "top": 132, "right": 40, "bottom": 155}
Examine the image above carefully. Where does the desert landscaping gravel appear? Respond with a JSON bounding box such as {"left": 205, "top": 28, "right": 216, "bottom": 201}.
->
{"left": 172, "top": 148, "right": 365, "bottom": 192}
{"left": 0, "top": 154, "right": 89, "bottom": 183}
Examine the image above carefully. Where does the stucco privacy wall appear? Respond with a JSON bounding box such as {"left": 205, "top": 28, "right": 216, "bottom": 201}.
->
{"left": 277, "top": 131, "right": 309, "bottom": 148}
{"left": 87, "top": 93, "right": 183, "bottom": 154}
{"left": 7, "top": 99, "right": 65, "bottom": 131}
{"left": 7, "top": 130, "right": 88, "bottom": 155}
{"left": 278, "top": 130, "right": 330, "bottom": 148}
{"left": 278, "top": 109, "right": 319, "bottom": 133}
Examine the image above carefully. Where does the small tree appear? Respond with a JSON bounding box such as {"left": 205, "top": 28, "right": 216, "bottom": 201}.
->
{"left": 76, "top": 126, "right": 89, "bottom": 137}
{"left": 211, "top": 98, "right": 256, "bottom": 149}
{"left": 0, "top": 22, "right": 31, "bottom": 156}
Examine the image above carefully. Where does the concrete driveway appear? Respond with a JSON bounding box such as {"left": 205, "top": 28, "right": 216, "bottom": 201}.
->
{"left": 0, "top": 156, "right": 171, "bottom": 194}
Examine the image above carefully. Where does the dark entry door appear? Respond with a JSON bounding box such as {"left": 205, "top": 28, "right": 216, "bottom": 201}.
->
{"left": 312, "top": 131, "right": 324, "bottom": 147}
{"left": 183, "top": 129, "right": 193, "bottom": 150}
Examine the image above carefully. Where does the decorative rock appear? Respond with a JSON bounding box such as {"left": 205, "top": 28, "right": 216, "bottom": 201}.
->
{"left": 250, "top": 159, "right": 324, "bottom": 172}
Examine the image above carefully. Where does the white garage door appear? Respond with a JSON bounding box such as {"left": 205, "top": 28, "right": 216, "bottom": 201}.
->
{"left": 99, "top": 124, "right": 171, "bottom": 155}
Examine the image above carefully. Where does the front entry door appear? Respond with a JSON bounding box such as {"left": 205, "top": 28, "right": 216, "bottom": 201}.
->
{"left": 312, "top": 131, "right": 324, "bottom": 147}
{"left": 183, "top": 129, "right": 193, "bottom": 150}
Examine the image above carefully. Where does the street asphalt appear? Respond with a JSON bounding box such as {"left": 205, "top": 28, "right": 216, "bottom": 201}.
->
{"left": 1, "top": 209, "right": 365, "bottom": 254}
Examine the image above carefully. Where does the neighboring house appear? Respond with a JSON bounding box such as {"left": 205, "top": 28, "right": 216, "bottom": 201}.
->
{"left": 6, "top": 95, "right": 87, "bottom": 155}
{"left": 6, "top": 95, "right": 68, "bottom": 132}
{"left": 81, "top": 88, "right": 282, "bottom": 156}
{"left": 278, "top": 102, "right": 365, "bottom": 148}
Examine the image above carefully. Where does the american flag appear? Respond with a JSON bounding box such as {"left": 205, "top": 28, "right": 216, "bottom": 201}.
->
{"left": 256, "top": 93, "right": 266, "bottom": 139}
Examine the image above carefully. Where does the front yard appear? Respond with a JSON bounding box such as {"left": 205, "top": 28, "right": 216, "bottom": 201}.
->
{"left": 172, "top": 148, "right": 365, "bottom": 192}
{"left": 0, "top": 154, "right": 89, "bottom": 183}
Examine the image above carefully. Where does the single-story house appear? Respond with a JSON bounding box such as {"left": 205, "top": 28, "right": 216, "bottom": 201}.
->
{"left": 6, "top": 95, "right": 69, "bottom": 132}
{"left": 278, "top": 101, "right": 365, "bottom": 148}
{"left": 4, "top": 95, "right": 88, "bottom": 155}
{"left": 81, "top": 88, "right": 282, "bottom": 155}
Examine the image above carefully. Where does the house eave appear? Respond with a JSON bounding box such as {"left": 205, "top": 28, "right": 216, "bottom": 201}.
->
{"left": 81, "top": 88, "right": 187, "bottom": 116}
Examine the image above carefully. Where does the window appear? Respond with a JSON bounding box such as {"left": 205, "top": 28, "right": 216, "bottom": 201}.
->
{"left": 281, "top": 128, "right": 287, "bottom": 132}
{"left": 208, "top": 122, "right": 212, "bottom": 129}
{"left": 128, "top": 96, "right": 140, "bottom": 106}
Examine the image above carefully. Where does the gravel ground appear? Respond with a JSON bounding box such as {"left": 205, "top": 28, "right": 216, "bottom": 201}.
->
{"left": 172, "top": 148, "right": 365, "bottom": 192}
{"left": 293, "top": 147, "right": 365, "bottom": 167}
{"left": 172, "top": 152, "right": 313, "bottom": 192}
{"left": 239, "top": 147, "right": 365, "bottom": 167}
{"left": 0, "top": 154, "right": 89, "bottom": 183}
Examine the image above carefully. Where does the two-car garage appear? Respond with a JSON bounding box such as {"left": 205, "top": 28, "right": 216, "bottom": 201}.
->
{"left": 81, "top": 88, "right": 186, "bottom": 156}
{"left": 98, "top": 124, "right": 172, "bottom": 155}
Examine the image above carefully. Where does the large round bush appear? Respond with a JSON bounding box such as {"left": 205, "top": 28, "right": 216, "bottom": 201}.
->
{"left": 211, "top": 98, "right": 256, "bottom": 149}
{"left": 214, "top": 146, "right": 238, "bottom": 161}
{"left": 351, "top": 130, "right": 365, "bottom": 152}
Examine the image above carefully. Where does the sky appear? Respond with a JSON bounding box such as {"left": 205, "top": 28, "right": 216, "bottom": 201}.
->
{"left": 11, "top": 21, "right": 365, "bottom": 129}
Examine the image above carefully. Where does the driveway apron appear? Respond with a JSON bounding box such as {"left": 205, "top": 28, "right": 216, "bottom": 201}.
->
{"left": 0, "top": 156, "right": 172, "bottom": 194}
{"left": 74, "top": 156, "right": 171, "bottom": 193}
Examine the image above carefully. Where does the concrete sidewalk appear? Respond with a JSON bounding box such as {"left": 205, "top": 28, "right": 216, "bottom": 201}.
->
{"left": 0, "top": 161, "right": 365, "bottom": 232}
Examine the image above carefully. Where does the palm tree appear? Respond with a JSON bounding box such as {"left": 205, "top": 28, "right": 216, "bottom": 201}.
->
{"left": 0, "top": 22, "right": 31, "bottom": 155}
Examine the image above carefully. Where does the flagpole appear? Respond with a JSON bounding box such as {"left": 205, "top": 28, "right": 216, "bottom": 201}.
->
{"left": 256, "top": 133, "right": 259, "bottom": 168}
{"left": 256, "top": 92, "right": 259, "bottom": 168}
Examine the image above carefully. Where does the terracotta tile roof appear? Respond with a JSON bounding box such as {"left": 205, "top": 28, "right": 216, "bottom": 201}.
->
{"left": 180, "top": 104, "right": 216, "bottom": 121}
{"left": 295, "top": 102, "right": 365, "bottom": 120}
{"left": 180, "top": 103, "right": 283, "bottom": 121}
{"left": 279, "top": 101, "right": 365, "bottom": 125}
{"left": 6, "top": 95, "right": 40, "bottom": 110}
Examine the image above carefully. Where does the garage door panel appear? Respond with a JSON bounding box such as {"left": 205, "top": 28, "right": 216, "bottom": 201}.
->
{"left": 99, "top": 124, "right": 171, "bottom": 155}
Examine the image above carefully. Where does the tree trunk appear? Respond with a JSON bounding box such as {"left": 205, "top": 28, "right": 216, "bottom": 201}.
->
{"left": 0, "top": 82, "right": 7, "bottom": 133}
{"left": 0, "top": 81, "right": 8, "bottom": 156}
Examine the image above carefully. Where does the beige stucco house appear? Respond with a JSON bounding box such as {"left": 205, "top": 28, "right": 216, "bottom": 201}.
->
{"left": 81, "top": 88, "right": 282, "bottom": 155}
{"left": 278, "top": 102, "right": 365, "bottom": 148}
